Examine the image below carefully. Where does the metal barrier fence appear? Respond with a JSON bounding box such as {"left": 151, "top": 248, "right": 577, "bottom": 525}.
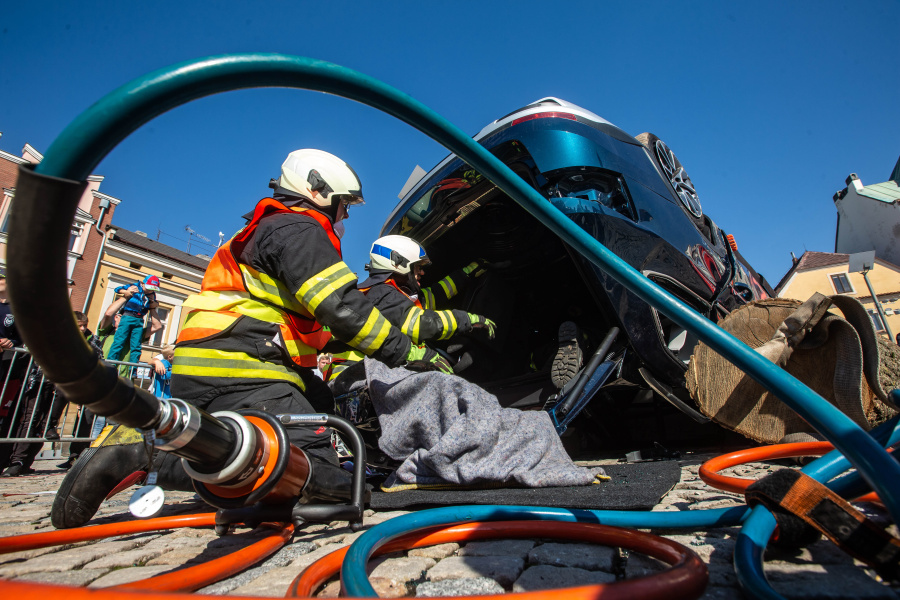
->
{"left": 0, "top": 347, "right": 160, "bottom": 448}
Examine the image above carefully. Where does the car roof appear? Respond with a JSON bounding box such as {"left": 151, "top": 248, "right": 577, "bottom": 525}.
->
{"left": 396, "top": 98, "right": 621, "bottom": 204}
{"left": 472, "top": 97, "right": 616, "bottom": 141}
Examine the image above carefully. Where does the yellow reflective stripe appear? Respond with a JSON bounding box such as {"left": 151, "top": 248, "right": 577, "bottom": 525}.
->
{"left": 240, "top": 264, "right": 306, "bottom": 314}
{"left": 421, "top": 288, "right": 436, "bottom": 310}
{"left": 436, "top": 310, "right": 458, "bottom": 341}
{"left": 297, "top": 262, "right": 357, "bottom": 314}
{"left": 183, "top": 291, "right": 291, "bottom": 323}
{"left": 401, "top": 306, "right": 424, "bottom": 344}
{"left": 437, "top": 276, "right": 458, "bottom": 299}
{"left": 279, "top": 336, "right": 306, "bottom": 359}
{"left": 182, "top": 311, "right": 238, "bottom": 330}
{"left": 173, "top": 347, "right": 305, "bottom": 390}
{"left": 327, "top": 350, "right": 366, "bottom": 381}
{"left": 348, "top": 308, "right": 392, "bottom": 353}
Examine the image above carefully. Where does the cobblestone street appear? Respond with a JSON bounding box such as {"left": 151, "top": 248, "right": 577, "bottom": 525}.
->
{"left": 1, "top": 452, "right": 897, "bottom": 599}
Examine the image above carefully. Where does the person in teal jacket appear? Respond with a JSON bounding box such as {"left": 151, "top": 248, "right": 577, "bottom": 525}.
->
{"left": 105, "top": 275, "right": 161, "bottom": 370}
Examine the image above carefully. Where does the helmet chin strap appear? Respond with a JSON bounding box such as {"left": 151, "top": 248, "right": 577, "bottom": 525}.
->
{"left": 405, "top": 271, "right": 420, "bottom": 295}
{"left": 271, "top": 188, "right": 343, "bottom": 223}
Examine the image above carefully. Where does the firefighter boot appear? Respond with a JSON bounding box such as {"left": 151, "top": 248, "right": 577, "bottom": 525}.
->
{"left": 551, "top": 321, "right": 585, "bottom": 389}
{"left": 50, "top": 425, "right": 148, "bottom": 529}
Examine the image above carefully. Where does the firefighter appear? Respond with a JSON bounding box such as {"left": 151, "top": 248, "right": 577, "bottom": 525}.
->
{"left": 327, "top": 235, "right": 496, "bottom": 380}
{"left": 51, "top": 149, "right": 451, "bottom": 528}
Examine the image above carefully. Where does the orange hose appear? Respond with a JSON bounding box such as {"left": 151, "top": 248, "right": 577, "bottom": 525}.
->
{"left": 115, "top": 522, "right": 294, "bottom": 592}
{"left": 290, "top": 520, "right": 708, "bottom": 600}
{"left": 699, "top": 442, "right": 879, "bottom": 502}
{"left": 0, "top": 514, "right": 217, "bottom": 554}
{"left": 0, "top": 514, "right": 291, "bottom": 595}
{"left": 0, "top": 580, "right": 283, "bottom": 600}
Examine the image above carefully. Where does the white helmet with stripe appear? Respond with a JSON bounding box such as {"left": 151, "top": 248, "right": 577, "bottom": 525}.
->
{"left": 369, "top": 235, "right": 430, "bottom": 275}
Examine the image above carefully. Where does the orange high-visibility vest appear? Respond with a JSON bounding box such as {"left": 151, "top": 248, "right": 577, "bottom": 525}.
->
{"left": 177, "top": 198, "right": 339, "bottom": 367}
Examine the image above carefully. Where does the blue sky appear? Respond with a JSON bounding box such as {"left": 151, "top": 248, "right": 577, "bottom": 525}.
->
{"left": 1, "top": 1, "right": 898, "bottom": 285}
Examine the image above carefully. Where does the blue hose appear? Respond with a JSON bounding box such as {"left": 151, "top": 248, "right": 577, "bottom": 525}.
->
{"left": 733, "top": 415, "right": 900, "bottom": 599}
{"left": 27, "top": 53, "right": 900, "bottom": 598}
{"left": 341, "top": 504, "right": 750, "bottom": 597}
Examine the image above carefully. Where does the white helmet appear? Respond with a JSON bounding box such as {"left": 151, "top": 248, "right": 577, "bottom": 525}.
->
{"left": 369, "top": 235, "right": 430, "bottom": 275}
{"left": 276, "top": 149, "right": 365, "bottom": 211}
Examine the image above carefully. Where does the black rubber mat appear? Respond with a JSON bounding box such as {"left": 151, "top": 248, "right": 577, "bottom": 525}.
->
{"left": 369, "top": 460, "right": 681, "bottom": 511}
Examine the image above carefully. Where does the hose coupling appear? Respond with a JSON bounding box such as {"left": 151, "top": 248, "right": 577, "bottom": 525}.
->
{"left": 153, "top": 399, "right": 202, "bottom": 451}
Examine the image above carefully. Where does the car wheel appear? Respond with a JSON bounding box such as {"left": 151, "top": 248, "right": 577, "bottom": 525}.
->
{"left": 635, "top": 132, "right": 703, "bottom": 219}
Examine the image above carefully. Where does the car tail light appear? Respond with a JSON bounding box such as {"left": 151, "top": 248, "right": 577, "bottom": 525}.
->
{"left": 511, "top": 112, "right": 577, "bottom": 126}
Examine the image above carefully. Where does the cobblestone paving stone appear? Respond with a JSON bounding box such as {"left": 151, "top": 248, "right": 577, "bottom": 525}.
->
{"left": 0, "top": 452, "right": 898, "bottom": 598}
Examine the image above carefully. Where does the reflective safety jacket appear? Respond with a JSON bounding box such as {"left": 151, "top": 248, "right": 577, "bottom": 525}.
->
{"left": 173, "top": 198, "right": 411, "bottom": 392}
{"left": 359, "top": 273, "right": 473, "bottom": 344}
{"left": 326, "top": 267, "right": 476, "bottom": 380}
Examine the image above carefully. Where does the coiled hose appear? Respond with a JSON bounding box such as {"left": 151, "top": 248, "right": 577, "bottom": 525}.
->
{"left": 4, "top": 54, "right": 900, "bottom": 599}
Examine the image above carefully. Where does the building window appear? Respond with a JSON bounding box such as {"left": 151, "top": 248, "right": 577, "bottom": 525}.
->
{"left": 149, "top": 307, "right": 169, "bottom": 347}
{"left": 0, "top": 192, "right": 12, "bottom": 233}
{"left": 69, "top": 225, "right": 83, "bottom": 251}
{"left": 868, "top": 309, "right": 886, "bottom": 333}
{"left": 830, "top": 273, "right": 854, "bottom": 294}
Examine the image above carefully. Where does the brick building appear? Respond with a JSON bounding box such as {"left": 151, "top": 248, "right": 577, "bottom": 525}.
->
{"left": 0, "top": 137, "right": 120, "bottom": 308}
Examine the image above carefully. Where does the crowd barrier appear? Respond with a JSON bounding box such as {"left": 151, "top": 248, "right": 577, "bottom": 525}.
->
{"left": 0, "top": 347, "right": 160, "bottom": 451}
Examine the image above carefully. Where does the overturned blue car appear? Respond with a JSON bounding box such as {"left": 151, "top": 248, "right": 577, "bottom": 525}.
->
{"left": 381, "top": 98, "right": 773, "bottom": 449}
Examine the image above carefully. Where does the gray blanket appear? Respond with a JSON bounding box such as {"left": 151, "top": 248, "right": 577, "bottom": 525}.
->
{"left": 362, "top": 359, "right": 600, "bottom": 489}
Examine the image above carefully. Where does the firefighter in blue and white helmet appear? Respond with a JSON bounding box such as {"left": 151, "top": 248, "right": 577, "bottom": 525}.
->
{"left": 326, "top": 235, "right": 496, "bottom": 381}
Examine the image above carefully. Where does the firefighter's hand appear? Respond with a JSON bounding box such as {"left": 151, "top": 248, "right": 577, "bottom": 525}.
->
{"left": 0, "top": 338, "right": 12, "bottom": 350}
{"left": 462, "top": 259, "right": 489, "bottom": 278}
{"left": 467, "top": 313, "right": 497, "bottom": 340}
{"left": 406, "top": 344, "right": 454, "bottom": 374}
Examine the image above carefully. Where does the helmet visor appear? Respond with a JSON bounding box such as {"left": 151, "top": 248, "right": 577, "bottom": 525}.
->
{"left": 333, "top": 194, "right": 365, "bottom": 207}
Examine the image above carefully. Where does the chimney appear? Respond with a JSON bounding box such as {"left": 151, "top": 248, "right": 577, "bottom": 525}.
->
{"left": 845, "top": 173, "right": 863, "bottom": 192}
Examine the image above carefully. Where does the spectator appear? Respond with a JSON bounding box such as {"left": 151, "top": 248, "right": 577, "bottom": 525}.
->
{"left": 105, "top": 276, "right": 162, "bottom": 373}
{"left": 150, "top": 345, "right": 175, "bottom": 399}
{"left": 0, "top": 308, "right": 105, "bottom": 476}
{"left": 2, "top": 351, "right": 58, "bottom": 476}
{"left": 316, "top": 353, "right": 333, "bottom": 380}
{"left": 0, "top": 267, "right": 27, "bottom": 473}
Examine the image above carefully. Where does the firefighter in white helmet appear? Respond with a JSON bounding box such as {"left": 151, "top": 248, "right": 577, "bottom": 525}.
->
{"left": 324, "top": 234, "right": 496, "bottom": 381}
{"left": 52, "top": 149, "right": 450, "bottom": 529}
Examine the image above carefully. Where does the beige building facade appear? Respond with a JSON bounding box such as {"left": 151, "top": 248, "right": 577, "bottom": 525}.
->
{"left": 776, "top": 251, "right": 900, "bottom": 339}
{"left": 84, "top": 228, "right": 210, "bottom": 364}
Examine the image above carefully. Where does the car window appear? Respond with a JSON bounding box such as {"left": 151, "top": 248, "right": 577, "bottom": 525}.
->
{"left": 546, "top": 171, "right": 636, "bottom": 221}
{"left": 398, "top": 167, "right": 487, "bottom": 234}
